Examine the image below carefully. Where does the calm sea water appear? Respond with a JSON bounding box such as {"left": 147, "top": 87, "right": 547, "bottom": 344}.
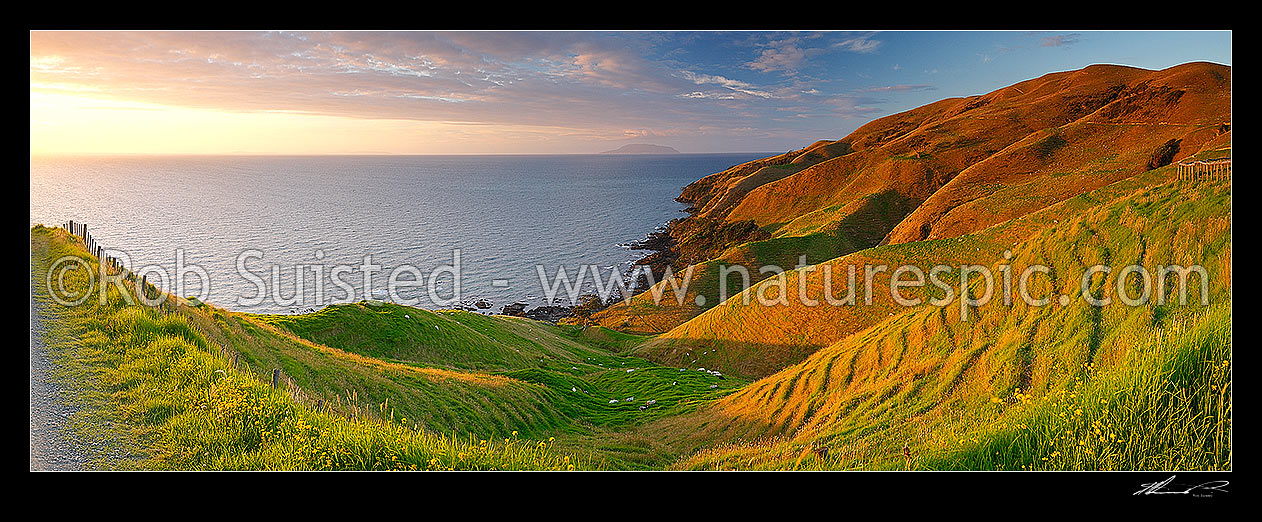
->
{"left": 30, "top": 154, "right": 766, "bottom": 313}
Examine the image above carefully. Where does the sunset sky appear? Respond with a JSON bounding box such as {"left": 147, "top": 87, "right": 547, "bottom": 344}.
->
{"left": 30, "top": 31, "right": 1231, "bottom": 155}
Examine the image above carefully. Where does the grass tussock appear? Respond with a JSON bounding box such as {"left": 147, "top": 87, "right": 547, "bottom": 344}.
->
{"left": 925, "top": 304, "right": 1230, "bottom": 470}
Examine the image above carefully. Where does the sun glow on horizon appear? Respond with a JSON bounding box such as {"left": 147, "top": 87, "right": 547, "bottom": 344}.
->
{"left": 29, "top": 90, "right": 573, "bottom": 156}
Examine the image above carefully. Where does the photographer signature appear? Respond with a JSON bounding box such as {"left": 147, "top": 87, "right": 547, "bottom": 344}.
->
{"left": 1134, "top": 475, "right": 1229, "bottom": 497}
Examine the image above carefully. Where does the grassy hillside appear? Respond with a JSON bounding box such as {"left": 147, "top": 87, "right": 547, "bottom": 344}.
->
{"left": 30, "top": 227, "right": 586, "bottom": 470}
{"left": 643, "top": 175, "right": 1230, "bottom": 470}
{"left": 187, "top": 305, "right": 578, "bottom": 439}
{"left": 883, "top": 63, "right": 1231, "bottom": 245}
{"left": 632, "top": 161, "right": 1188, "bottom": 380}
{"left": 249, "top": 303, "right": 744, "bottom": 436}
{"left": 593, "top": 62, "right": 1230, "bottom": 335}
{"left": 32, "top": 227, "right": 751, "bottom": 469}
{"left": 255, "top": 302, "right": 625, "bottom": 371}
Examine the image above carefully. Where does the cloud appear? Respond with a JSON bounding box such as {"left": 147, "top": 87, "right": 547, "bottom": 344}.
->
{"left": 28, "top": 31, "right": 910, "bottom": 153}
{"left": 679, "top": 71, "right": 776, "bottom": 99}
{"left": 679, "top": 91, "right": 737, "bottom": 100}
{"left": 819, "top": 94, "right": 884, "bottom": 118}
{"left": 29, "top": 32, "right": 700, "bottom": 130}
{"left": 746, "top": 32, "right": 882, "bottom": 73}
{"left": 1040, "top": 34, "right": 1081, "bottom": 47}
{"left": 831, "top": 33, "right": 881, "bottom": 53}
{"left": 747, "top": 38, "right": 821, "bottom": 73}
{"left": 858, "top": 84, "right": 936, "bottom": 93}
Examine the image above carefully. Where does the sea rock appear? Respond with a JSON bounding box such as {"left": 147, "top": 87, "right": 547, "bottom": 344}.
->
{"left": 524, "top": 305, "right": 573, "bottom": 323}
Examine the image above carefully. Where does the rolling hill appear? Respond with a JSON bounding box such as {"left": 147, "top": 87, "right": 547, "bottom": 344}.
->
{"left": 644, "top": 172, "right": 1231, "bottom": 469}
{"left": 591, "top": 62, "right": 1230, "bottom": 338}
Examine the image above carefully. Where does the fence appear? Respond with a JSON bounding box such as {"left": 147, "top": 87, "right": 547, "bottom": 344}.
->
{"left": 63, "top": 220, "right": 158, "bottom": 300}
{"left": 1176, "top": 158, "right": 1231, "bottom": 182}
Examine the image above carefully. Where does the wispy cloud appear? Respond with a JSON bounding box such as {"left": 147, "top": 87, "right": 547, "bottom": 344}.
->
{"left": 831, "top": 33, "right": 882, "bottom": 53}
{"left": 679, "top": 71, "right": 776, "bottom": 99}
{"left": 746, "top": 32, "right": 882, "bottom": 74}
{"left": 1040, "top": 33, "right": 1081, "bottom": 47}
{"left": 747, "top": 37, "right": 821, "bottom": 73}
{"left": 858, "top": 84, "right": 936, "bottom": 93}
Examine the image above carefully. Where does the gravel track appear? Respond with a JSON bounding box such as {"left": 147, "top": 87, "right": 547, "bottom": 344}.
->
{"left": 29, "top": 241, "right": 99, "bottom": 471}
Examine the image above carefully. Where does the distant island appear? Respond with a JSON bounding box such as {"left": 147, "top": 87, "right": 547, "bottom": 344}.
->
{"left": 600, "top": 144, "right": 680, "bottom": 154}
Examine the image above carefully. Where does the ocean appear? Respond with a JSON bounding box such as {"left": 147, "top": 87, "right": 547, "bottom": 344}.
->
{"left": 30, "top": 153, "right": 767, "bottom": 314}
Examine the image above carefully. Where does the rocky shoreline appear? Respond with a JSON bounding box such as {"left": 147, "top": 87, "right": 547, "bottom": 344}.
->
{"left": 623, "top": 220, "right": 684, "bottom": 295}
{"left": 496, "top": 302, "right": 575, "bottom": 323}
{"left": 449, "top": 221, "right": 683, "bottom": 325}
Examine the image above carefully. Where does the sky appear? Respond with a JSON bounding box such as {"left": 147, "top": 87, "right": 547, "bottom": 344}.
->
{"left": 29, "top": 30, "right": 1231, "bottom": 155}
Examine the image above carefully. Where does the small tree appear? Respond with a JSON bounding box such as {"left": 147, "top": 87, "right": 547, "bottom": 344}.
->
{"left": 571, "top": 293, "right": 607, "bottom": 323}
{"left": 1147, "top": 139, "right": 1181, "bottom": 170}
